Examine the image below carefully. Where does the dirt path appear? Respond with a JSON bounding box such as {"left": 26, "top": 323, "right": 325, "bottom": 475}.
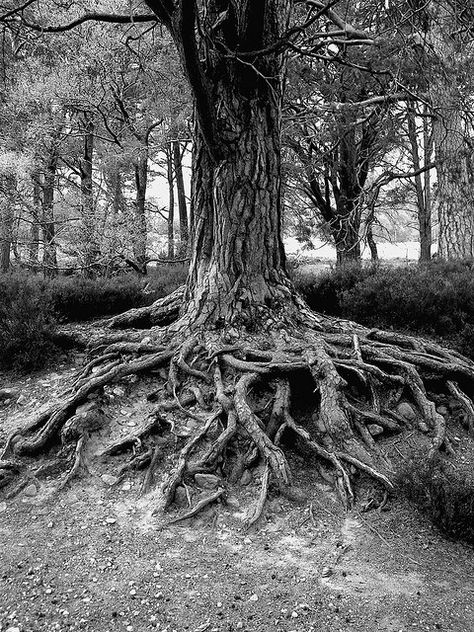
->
{"left": 1, "top": 360, "right": 473, "bottom": 632}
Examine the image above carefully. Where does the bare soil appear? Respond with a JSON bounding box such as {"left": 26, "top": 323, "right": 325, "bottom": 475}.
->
{"left": 1, "top": 357, "right": 473, "bottom": 632}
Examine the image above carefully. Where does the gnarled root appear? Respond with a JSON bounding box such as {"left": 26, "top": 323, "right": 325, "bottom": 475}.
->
{"left": 2, "top": 298, "right": 474, "bottom": 525}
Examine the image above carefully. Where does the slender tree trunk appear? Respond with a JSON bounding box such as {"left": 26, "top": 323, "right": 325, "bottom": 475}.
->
{"left": 407, "top": 108, "right": 432, "bottom": 262}
{"left": 166, "top": 144, "right": 175, "bottom": 260}
{"left": 173, "top": 140, "right": 188, "bottom": 255}
{"left": 0, "top": 209, "right": 12, "bottom": 273}
{"left": 80, "top": 111, "right": 98, "bottom": 275}
{"left": 42, "top": 153, "right": 58, "bottom": 277}
{"left": 133, "top": 146, "right": 148, "bottom": 274}
{"left": 29, "top": 172, "right": 41, "bottom": 268}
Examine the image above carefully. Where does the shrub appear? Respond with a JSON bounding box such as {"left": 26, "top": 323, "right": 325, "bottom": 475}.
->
{"left": 294, "top": 260, "right": 474, "bottom": 357}
{"left": 0, "top": 274, "right": 59, "bottom": 371}
{"left": 395, "top": 453, "right": 474, "bottom": 544}
{"left": 45, "top": 264, "right": 188, "bottom": 322}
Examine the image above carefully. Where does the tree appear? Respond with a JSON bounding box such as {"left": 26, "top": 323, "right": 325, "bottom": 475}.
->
{"left": 2, "top": 1, "right": 474, "bottom": 525}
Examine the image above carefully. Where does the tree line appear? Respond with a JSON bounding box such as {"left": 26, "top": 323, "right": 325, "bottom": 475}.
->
{"left": 0, "top": 0, "right": 473, "bottom": 276}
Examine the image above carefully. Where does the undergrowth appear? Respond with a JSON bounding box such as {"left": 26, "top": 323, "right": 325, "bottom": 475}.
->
{"left": 294, "top": 259, "right": 474, "bottom": 358}
{"left": 395, "top": 452, "right": 474, "bottom": 544}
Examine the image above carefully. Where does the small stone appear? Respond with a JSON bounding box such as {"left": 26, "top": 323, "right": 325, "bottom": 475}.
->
{"left": 418, "top": 421, "right": 429, "bottom": 433}
{"left": 194, "top": 473, "right": 221, "bottom": 489}
{"left": 236, "top": 623, "right": 243, "bottom": 630}
{"left": 105, "top": 517, "right": 117, "bottom": 524}
{"left": 113, "top": 387, "right": 125, "bottom": 397}
{"left": 367, "top": 424, "right": 384, "bottom": 436}
{"left": 0, "top": 501, "right": 7, "bottom": 512}
{"left": 121, "top": 482, "right": 132, "bottom": 491}
{"left": 23, "top": 484, "right": 37, "bottom": 497}
{"left": 240, "top": 469, "right": 252, "bottom": 486}
{"left": 6, "top": 627, "right": 21, "bottom": 632}
{"left": 249, "top": 594, "right": 259, "bottom": 602}
{"left": 437, "top": 405, "right": 449, "bottom": 416}
{"left": 16, "top": 394, "right": 27, "bottom": 405}
{"left": 396, "top": 402, "right": 417, "bottom": 421}
{"left": 101, "top": 474, "right": 119, "bottom": 486}
{"left": 321, "top": 567, "right": 332, "bottom": 578}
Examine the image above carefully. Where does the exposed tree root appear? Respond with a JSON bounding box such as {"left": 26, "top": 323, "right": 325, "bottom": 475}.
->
{"left": 2, "top": 296, "right": 474, "bottom": 525}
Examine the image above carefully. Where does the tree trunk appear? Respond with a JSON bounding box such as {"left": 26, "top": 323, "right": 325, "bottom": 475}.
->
{"left": 178, "top": 2, "right": 293, "bottom": 327}
{"left": 173, "top": 140, "right": 188, "bottom": 255}
{"left": 80, "top": 111, "right": 98, "bottom": 275}
{"left": 407, "top": 107, "right": 433, "bottom": 262}
{"left": 0, "top": 175, "right": 15, "bottom": 273}
{"left": 29, "top": 172, "right": 41, "bottom": 268}
{"left": 185, "top": 108, "right": 289, "bottom": 327}
{"left": 42, "top": 153, "right": 58, "bottom": 277}
{"left": 133, "top": 146, "right": 148, "bottom": 274}
{"left": 434, "top": 108, "right": 474, "bottom": 259}
{"left": 332, "top": 207, "right": 361, "bottom": 266}
{"left": 166, "top": 144, "right": 175, "bottom": 260}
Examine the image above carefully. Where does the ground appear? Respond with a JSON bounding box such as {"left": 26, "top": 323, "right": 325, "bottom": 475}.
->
{"left": 1, "top": 356, "right": 473, "bottom": 632}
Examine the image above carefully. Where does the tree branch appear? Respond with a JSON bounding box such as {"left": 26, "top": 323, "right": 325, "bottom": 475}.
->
{"left": 21, "top": 12, "right": 158, "bottom": 33}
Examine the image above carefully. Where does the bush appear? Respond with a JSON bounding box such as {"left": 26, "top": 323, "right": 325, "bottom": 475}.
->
{"left": 395, "top": 453, "right": 474, "bottom": 544}
{"left": 0, "top": 275, "right": 59, "bottom": 371}
{"left": 294, "top": 260, "right": 474, "bottom": 357}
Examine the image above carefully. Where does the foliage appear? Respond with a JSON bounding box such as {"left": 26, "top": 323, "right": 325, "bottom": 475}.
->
{"left": 0, "top": 274, "right": 58, "bottom": 371}
{"left": 395, "top": 452, "right": 474, "bottom": 544}
{"left": 294, "top": 260, "right": 474, "bottom": 356}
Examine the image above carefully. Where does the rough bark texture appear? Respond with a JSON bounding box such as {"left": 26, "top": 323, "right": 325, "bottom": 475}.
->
{"left": 173, "top": 140, "right": 188, "bottom": 255}
{"left": 434, "top": 108, "right": 474, "bottom": 259}
{"left": 174, "top": 0, "right": 293, "bottom": 327}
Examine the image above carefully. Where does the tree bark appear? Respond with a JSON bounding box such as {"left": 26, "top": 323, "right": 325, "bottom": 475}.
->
{"left": 170, "top": 0, "right": 293, "bottom": 327}
{"left": 173, "top": 140, "right": 188, "bottom": 255}
{"left": 434, "top": 108, "right": 474, "bottom": 259}
{"left": 166, "top": 143, "right": 175, "bottom": 260}
{"left": 133, "top": 146, "right": 148, "bottom": 274}
{"left": 0, "top": 175, "right": 15, "bottom": 273}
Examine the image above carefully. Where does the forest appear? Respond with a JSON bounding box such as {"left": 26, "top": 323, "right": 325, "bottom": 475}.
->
{"left": 0, "top": 2, "right": 474, "bottom": 631}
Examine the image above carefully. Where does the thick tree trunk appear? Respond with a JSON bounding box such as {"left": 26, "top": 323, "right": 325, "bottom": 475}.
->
{"left": 171, "top": 1, "right": 293, "bottom": 327}
{"left": 184, "top": 107, "right": 290, "bottom": 327}
{"left": 133, "top": 147, "right": 148, "bottom": 274}
{"left": 434, "top": 108, "right": 474, "bottom": 259}
{"left": 80, "top": 112, "right": 98, "bottom": 275}
{"left": 42, "top": 154, "right": 58, "bottom": 277}
{"left": 173, "top": 140, "right": 188, "bottom": 255}
{"left": 166, "top": 144, "right": 175, "bottom": 260}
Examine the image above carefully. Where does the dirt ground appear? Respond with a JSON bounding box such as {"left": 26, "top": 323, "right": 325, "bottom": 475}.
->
{"left": 1, "top": 356, "right": 473, "bottom": 632}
